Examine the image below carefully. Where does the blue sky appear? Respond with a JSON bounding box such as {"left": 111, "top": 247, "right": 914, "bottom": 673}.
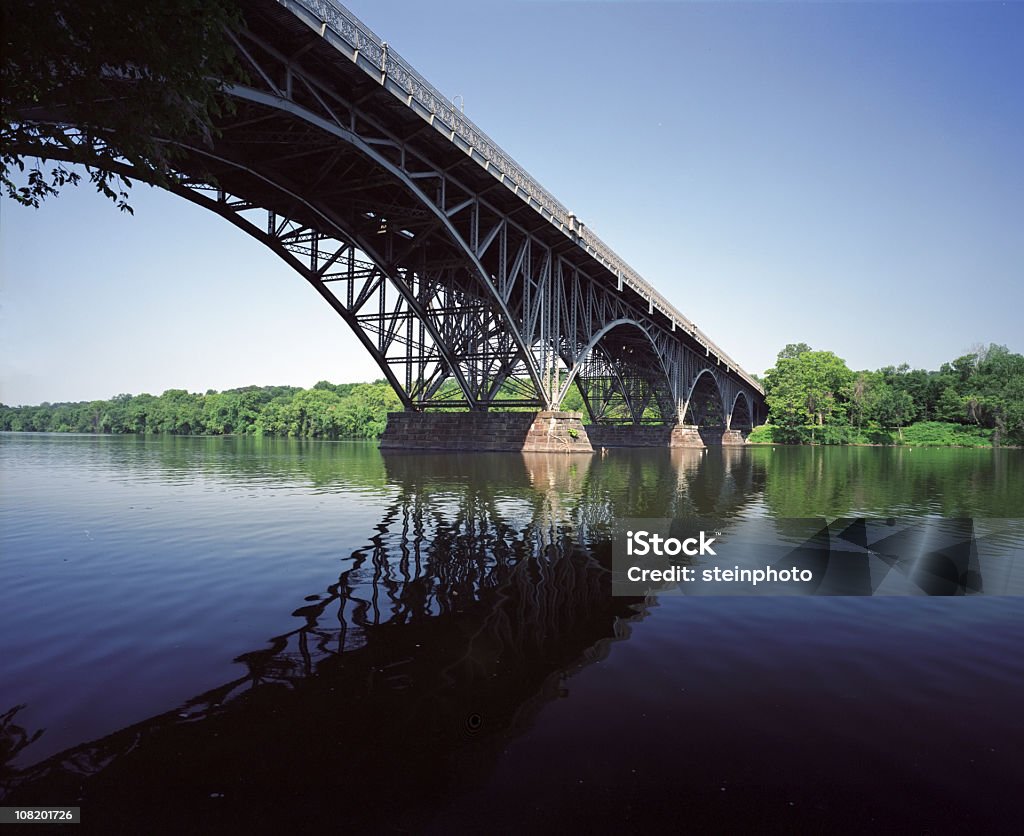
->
{"left": 2, "top": 0, "right": 1022, "bottom": 406}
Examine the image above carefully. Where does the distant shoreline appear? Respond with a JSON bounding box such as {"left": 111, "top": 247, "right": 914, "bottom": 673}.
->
{"left": 3, "top": 426, "right": 1017, "bottom": 450}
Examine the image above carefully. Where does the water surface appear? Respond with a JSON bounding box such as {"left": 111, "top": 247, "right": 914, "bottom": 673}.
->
{"left": 1, "top": 435, "right": 1022, "bottom": 832}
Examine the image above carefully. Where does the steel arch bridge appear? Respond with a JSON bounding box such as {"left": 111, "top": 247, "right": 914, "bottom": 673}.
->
{"left": 16, "top": 0, "right": 765, "bottom": 435}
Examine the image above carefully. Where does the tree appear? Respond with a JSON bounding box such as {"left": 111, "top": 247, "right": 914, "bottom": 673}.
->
{"left": 949, "top": 354, "right": 978, "bottom": 384}
{"left": 151, "top": 389, "right": 204, "bottom": 434}
{"left": 333, "top": 384, "right": 401, "bottom": 439}
{"left": 776, "top": 343, "right": 812, "bottom": 361}
{"left": 127, "top": 393, "right": 156, "bottom": 433}
{"left": 869, "top": 384, "right": 915, "bottom": 437}
{"left": 203, "top": 391, "right": 236, "bottom": 434}
{"left": 764, "top": 359, "right": 813, "bottom": 430}
{"left": 561, "top": 381, "right": 586, "bottom": 415}
{"left": 763, "top": 350, "right": 854, "bottom": 439}
{"left": 288, "top": 389, "right": 344, "bottom": 438}
{"left": 2, "top": 0, "right": 243, "bottom": 211}
{"left": 253, "top": 397, "right": 291, "bottom": 437}
{"left": 933, "top": 387, "right": 965, "bottom": 423}
{"left": 848, "top": 371, "right": 875, "bottom": 429}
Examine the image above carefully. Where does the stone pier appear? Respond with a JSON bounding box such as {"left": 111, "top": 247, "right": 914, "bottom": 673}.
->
{"left": 379, "top": 411, "right": 593, "bottom": 453}
{"left": 587, "top": 424, "right": 749, "bottom": 448}
{"left": 721, "top": 428, "right": 749, "bottom": 445}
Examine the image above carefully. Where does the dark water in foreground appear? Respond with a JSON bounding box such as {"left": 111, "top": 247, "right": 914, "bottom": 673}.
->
{"left": 1, "top": 434, "right": 1022, "bottom": 833}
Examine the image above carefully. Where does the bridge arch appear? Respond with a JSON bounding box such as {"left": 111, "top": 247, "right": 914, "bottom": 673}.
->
{"left": 18, "top": 80, "right": 553, "bottom": 412}
{"left": 558, "top": 319, "right": 677, "bottom": 425}
{"left": 682, "top": 368, "right": 727, "bottom": 428}
{"left": 208, "top": 84, "right": 549, "bottom": 409}
{"left": 728, "top": 391, "right": 753, "bottom": 431}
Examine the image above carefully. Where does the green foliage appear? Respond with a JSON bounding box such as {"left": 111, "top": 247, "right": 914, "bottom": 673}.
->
{"left": 2, "top": 0, "right": 244, "bottom": 210}
{"left": 561, "top": 381, "right": 587, "bottom": 415}
{"left": 0, "top": 381, "right": 401, "bottom": 440}
{"left": 330, "top": 384, "right": 401, "bottom": 439}
{"left": 933, "top": 387, "right": 966, "bottom": 423}
{"left": 759, "top": 342, "right": 1024, "bottom": 447}
{"left": 746, "top": 424, "right": 775, "bottom": 444}
{"left": 776, "top": 342, "right": 812, "bottom": 361}
{"left": 868, "top": 384, "right": 915, "bottom": 429}
{"left": 744, "top": 420, "right": 995, "bottom": 448}
{"left": 898, "top": 422, "right": 992, "bottom": 448}
{"left": 763, "top": 350, "right": 854, "bottom": 429}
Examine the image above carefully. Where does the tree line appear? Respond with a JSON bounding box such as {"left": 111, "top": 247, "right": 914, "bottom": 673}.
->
{"left": 753, "top": 342, "right": 1024, "bottom": 446}
{"left": 0, "top": 381, "right": 401, "bottom": 440}
{"left": 3, "top": 343, "right": 1022, "bottom": 446}
{"left": 0, "top": 378, "right": 583, "bottom": 440}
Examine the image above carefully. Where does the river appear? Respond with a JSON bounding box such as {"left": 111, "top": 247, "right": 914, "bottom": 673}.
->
{"left": 1, "top": 434, "right": 1022, "bottom": 832}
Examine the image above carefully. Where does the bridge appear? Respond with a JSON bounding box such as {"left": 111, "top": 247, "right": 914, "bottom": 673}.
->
{"left": 17, "top": 0, "right": 766, "bottom": 450}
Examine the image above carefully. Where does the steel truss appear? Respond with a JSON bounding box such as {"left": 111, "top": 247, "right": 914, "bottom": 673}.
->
{"left": 15, "top": 0, "right": 764, "bottom": 428}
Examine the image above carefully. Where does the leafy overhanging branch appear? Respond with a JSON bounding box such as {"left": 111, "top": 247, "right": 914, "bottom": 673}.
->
{"left": 1, "top": 0, "right": 244, "bottom": 211}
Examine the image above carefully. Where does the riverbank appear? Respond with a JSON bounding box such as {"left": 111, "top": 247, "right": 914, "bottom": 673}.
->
{"left": 746, "top": 421, "right": 1004, "bottom": 447}
{"left": 1, "top": 385, "right": 1014, "bottom": 449}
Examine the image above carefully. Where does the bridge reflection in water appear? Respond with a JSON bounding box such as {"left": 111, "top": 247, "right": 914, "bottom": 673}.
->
{"left": 0, "top": 451, "right": 716, "bottom": 824}
{"left": 1, "top": 448, "right": 766, "bottom": 830}
{"left": 3, "top": 443, "right": 1020, "bottom": 833}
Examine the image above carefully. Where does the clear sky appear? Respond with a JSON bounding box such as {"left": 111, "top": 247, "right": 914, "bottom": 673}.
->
{"left": 2, "top": 0, "right": 1022, "bottom": 406}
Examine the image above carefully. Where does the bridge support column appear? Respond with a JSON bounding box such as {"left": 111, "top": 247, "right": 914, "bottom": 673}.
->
{"left": 586, "top": 424, "right": 750, "bottom": 448}
{"left": 379, "top": 411, "right": 593, "bottom": 453}
{"left": 587, "top": 424, "right": 705, "bottom": 448}
{"left": 671, "top": 425, "right": 708, "bottom": 447}
{"left": 721, "top": 428, "right": 749, "bottom": 445}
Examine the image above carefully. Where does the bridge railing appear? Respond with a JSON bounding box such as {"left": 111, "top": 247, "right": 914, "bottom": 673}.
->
{"left": 289, "top": 0, "right": 763, "bottom": 395}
